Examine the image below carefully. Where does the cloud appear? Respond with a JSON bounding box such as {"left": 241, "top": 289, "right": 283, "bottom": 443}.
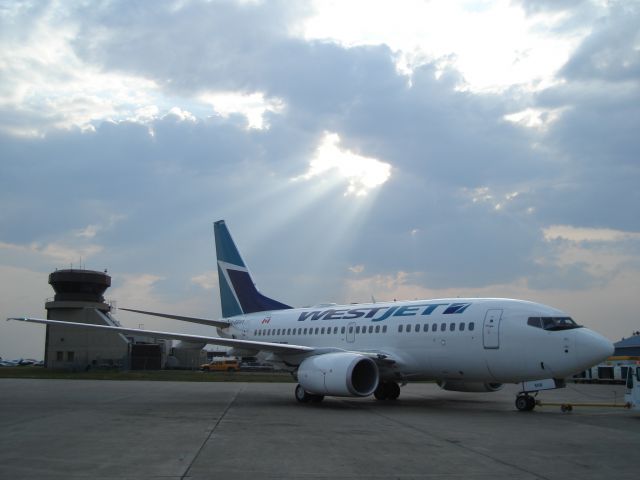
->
{"left": 543, "top": 225, "right": 640, "bottom": 243}
{"left": 200, "top": 91, "right": 285, "bottom": 130}
{"left": 0, "top": 0, "right": 639, "bottom": 356}
{"left": 191, "top": 271, "right": 218, "bottom": 291}
{"left": 0, "top": 240, "right": 103, "bottom": 268}
{"left": 560, "top": 3, "right": 640, "bottom": 83}
{"left": 294, "top": 132, "right": 391, "bottom": 196}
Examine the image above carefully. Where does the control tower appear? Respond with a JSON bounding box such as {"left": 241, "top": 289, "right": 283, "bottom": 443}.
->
{"left": 44, "top": 269, "right": 130, "bottom": 369}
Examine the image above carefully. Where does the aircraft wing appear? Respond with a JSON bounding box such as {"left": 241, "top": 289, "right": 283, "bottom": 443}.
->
{"left": 118, "top": 308, "right": 230, "bottom": 329}
{"left": 7, "top": 317, "right": 313, "bottom": 355}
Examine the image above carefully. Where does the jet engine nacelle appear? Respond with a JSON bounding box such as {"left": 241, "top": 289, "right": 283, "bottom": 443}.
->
{"left": 437, "top": 381, "right": 504, "bottom": 392}
{"left": 298, "top": 352, "right": 379, "bottom": 397}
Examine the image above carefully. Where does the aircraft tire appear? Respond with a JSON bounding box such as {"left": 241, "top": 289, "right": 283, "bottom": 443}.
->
{"left": 515, "top": 394, "right": 535, "bottom": 411}
{"left": 386, "top": 382, "right": 401, "bottom": 400}
{"left": 374, "top": 383, "right": 388, "bottom": 400}
{"left": 374, "top": 381, "right": 400, "bottom": 400}
{"left": 295, "top": 384, "right": 311, "bottom": 403}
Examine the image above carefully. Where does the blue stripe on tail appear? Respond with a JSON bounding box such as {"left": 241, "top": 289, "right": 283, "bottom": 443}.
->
{"left": 214, "top": 220, "right": 292, "bottom": 318}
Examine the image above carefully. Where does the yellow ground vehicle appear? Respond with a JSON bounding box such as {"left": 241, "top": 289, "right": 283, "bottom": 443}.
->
{"left": 200, "top": 358, "right": 239, "bottom": 372}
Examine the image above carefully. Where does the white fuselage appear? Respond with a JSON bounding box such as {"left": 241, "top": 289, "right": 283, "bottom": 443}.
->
{"left": 222, "top": 297, "right": 613, "bottom": 383}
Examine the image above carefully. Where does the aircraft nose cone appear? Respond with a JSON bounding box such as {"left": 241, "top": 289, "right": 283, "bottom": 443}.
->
{"left": 579, "top": 329, "right": 614, "bottom": 366}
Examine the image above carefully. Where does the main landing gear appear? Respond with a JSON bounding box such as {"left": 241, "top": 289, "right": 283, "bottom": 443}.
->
{"left": 515, "top": 394, "right": 536, "bottom": 412}
{"left": 295, "top": 384, "right": 324, "bottom": 403}
{"left": 374, "top": 381, "right": 401, "bottom": 401}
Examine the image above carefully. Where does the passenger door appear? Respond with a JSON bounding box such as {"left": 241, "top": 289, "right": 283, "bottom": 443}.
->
{"left": 483, "top": 309, "right": 502, "bottom": 349}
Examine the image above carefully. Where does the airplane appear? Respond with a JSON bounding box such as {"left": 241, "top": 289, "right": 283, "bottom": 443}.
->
{"left": 9, "top": 220, "right": 614, "bottom": 411}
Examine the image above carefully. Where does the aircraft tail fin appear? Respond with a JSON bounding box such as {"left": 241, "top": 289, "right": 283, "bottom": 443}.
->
{"left": 214, "top": 220, "right": 292, "bottom": 318}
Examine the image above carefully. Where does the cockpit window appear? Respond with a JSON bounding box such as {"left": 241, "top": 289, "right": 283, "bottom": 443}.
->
{"left": 527, "top": 316, "right": 581, "bottom": 331}
{"left": 527, "top": 317, "right": 542, "bottom": 328}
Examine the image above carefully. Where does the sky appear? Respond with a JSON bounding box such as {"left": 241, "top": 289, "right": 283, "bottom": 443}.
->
{"left": 1, "top": 0, "right": 639, "bottom": 359}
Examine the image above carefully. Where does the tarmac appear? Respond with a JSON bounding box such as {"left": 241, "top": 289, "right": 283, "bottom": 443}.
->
{"left": 0, "top": 379, "right": 638, "bottom": 479}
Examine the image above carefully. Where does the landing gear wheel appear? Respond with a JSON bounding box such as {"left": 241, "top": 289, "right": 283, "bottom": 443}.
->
{"left": 374, "top": 382, "right": 401, "bottom": 400}
{"left": 386, "top": 382, "right": 401, "bottom": 400}
{"left": 295, "top": 384, "right": 323, "bottom": 403}
{"left": 374, "top": 383, "right": 387, "bottom": 400}
{"left": 515, "top": 394, "right": 536, "bottom": 411}
{"left": 295, "top": 384, "right": 311, "bottom": 403}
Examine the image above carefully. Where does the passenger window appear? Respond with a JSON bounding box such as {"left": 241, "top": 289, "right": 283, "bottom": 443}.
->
{"left": 415, "top": 324, "right": 420, "bottom": 333}
{"left": 440, "top": 323, "right": 446, "bottom": 331}
{"left": 321, "top": 327, "right": 325, "bottom": 334}
{"left": 469, "top": 322, "right": 475, "bottom": 331}
{"left": 432, "top": 324, "right": 437, "bottom": 332}
{"left": 398, "top": 325, "right": 403, "bottom": 332}
{"left": 406, "top": 324, "right": 412, "bottom": 332}
{"left": 382, "top": 325, "right": 387, "bottom": 333}
{"left": 341, "top": 326, "right": 346, "bottom": 334}
{"left": 423, "top": 324, "right": 428, "bottom": 332}
{"left": 356, "top": 326, "right": 360, "bottom": 333}
{"left": 450, "top": 323, "right": 455, "bottom": 331}
{"left": 459, "top": 323, "right": 465, "bottom": 331}
{"left": 303, "top": 328, "right": 308, "bottom": 334}
{"left": 315, "top": 328, "right": 319, "bottom": 335}
{"left": 375, "top": 325, "right": 380, "bottom": 333}
{"left": 348, "top": 326, "right": 353, "bottom": 333}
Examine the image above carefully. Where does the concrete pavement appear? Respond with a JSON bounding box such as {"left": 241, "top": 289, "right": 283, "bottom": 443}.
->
{"left": 0, "top": 379, "right": 638, "bottom": 479}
